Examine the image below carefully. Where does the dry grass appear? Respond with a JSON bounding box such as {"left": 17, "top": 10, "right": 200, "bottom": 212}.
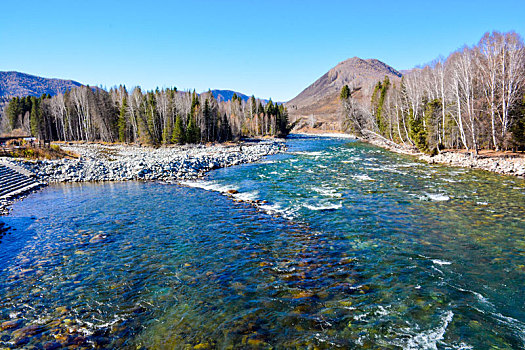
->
{"left": 3, "top": 144, "right": 78, "bottom": 160}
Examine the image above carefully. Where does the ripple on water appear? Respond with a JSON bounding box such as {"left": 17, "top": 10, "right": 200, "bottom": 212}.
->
{"left": 1, "top": 135, "right": 524, "bottom": 349}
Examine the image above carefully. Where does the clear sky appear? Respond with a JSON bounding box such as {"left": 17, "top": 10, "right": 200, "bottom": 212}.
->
{"left": 1, "top": 0, "right": 524, "bottom": 101}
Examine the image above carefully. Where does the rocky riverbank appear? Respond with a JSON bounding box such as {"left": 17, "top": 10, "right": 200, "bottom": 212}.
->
{"left": 2, "top": 140, "right": 285, "bottom": 183}
{"left": 0, "top": 140, "right": 285, "bottom": 214}
{"left": 419, "top": 151, "right": 525, "bottom": 177}
{"left": 363, "top": 133, "right": 525, "bottom": 177}
{"left": 300, "top": 130, "right": 525, "bottom": 177}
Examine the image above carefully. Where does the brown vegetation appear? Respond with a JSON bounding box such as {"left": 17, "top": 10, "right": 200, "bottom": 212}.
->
{"left": 1, "top": 140, "right": 78, "bottom": 160}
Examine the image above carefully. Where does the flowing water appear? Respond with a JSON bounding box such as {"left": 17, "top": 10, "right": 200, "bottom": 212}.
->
{"left": 1, "top": 135, "right": 524, "bottom": 349}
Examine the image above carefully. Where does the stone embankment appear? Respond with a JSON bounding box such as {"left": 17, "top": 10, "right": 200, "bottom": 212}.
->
{"left": 0, "top": 163, "right": 46, "bottom": 215}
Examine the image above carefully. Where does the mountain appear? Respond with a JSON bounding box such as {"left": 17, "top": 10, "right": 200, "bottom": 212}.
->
{"left": 209, "top": 89, "right": 270, "bottom": 104}
{"left": 211, "top": 89, "right": 250, "bottom": 102}
{"left": 0, "top": 71, "right": 82, "bottom": 98}
{"left": 286, "top": 57, "right": 402, "bottom": 131}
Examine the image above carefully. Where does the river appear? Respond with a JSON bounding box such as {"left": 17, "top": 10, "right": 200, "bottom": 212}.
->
{"left": 1, "top": 135, "right": 524, "bottom": 349}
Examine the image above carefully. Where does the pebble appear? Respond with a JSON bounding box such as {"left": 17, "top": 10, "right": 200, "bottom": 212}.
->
{"left": 362, "top": 134, "right": 525, "bottom": 177}
{"left": 1, "top": 140, "right": 285, "bottom": 183}
{"left": 419, "top": 152, "right": 525, "bottom": 177}
{"left": 0, "top": 319, "right": 21, "bottom": 331}
{"left": 43, "top": 341, "right": 61, "bottom": 350}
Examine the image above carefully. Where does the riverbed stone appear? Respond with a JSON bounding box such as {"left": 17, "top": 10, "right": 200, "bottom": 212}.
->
{"left": 0, "top": 319, "right": 21, "bottom": 331}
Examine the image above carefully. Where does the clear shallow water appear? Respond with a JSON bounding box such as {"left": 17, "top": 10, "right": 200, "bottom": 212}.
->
{"left": 1, "top": 135, "right": 524, "bottom": 349}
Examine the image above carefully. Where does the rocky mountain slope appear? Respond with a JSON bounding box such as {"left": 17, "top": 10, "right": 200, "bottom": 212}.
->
{"left": 286, "top": 57, "right": 402, "bottom": 131}
{"left": 0, "top": 71, "right": 82, "bottom": 98}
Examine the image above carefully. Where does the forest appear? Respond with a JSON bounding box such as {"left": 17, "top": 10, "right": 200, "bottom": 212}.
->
{"left": 341, "top": 31, "right": 525, "bottom": 153}
{"left": 1, "top": 87, "right": 291, "bottom": 144}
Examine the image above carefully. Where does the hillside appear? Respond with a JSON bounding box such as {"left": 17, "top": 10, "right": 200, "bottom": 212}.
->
{"left": 211, "top": 89, "right": 250, "bottom": 102}
{"left": 286, "top": 57, "right": 402, "bottom": 131}
{"left": 0, "top": 71, "right": 82, "bottom": 98}
{"left": 210, "top": 89, "right": 270, "bottom": 104}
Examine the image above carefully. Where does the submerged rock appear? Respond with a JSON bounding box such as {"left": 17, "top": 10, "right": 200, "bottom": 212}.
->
{"left": 89, "top": 233, "right": 107, "bottom": 243}
{"left": 0, "top": 319, "right": 22, "bottom": 331}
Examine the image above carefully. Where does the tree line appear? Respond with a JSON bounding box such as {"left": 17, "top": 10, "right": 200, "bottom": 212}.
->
{"left": 341, "top": 31, "right": 525, "bottom": 153}
{"left": 2, "top": 86, "right": 291, "bottom": 144}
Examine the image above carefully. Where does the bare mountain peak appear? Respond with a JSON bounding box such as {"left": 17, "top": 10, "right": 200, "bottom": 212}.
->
{"left": 286, "top": 57, "right": 401, "bottom": 128}
{"left": 288, "top": 57, "right": 401, "bottom": 106}
{"left": 329, "top": 57, "right": 401, "bottom": 79}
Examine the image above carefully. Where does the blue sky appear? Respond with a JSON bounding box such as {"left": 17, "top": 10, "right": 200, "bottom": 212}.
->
{"left": 1, "top": 0, "right": 524, "bottom": 101}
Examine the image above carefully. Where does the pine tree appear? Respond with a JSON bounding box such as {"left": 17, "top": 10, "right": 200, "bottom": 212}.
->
{"left": 266, "top": 100, "right": 274, "bottom": 116}
{"left": 29, "top": 97, "right": 41, "bottom": 138}
{"left": 118, "top": 96, "right": 128, "bottom": 142}
{"left": 509, "top": 94, "right": 525, "bottom": 150}
{"left": 171, "top": 114, "right": 185, "bottom": 144}
{"left": 146, "top": 92, "right": 159, "bottom": 144}
{"left": 186, "top": 114, "right": 200, "bottom": 144}
{"left": 6, "top": 97, "right": 21, "bottom": 130}
{"left": 250, "top": 95, "right": 256, "bottom": 116}
{"left": 340, "top": 85, "right": 350, "bottom": 100}
{"left": 276, "top": 104, "right": 290, "bottom": 137}
{"left": 409, "top": 108, "right": 428, "bottom": 153}
{"left": 219, "top": 113, "right": 232, "bottom": 142}
{"left": 203, "top": 99, "right": 211, "bottom": 142}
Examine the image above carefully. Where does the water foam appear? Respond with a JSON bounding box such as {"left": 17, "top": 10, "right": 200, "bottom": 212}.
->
{"left": 303, "top": 202, "right": 342, "bottom": 211}
{"left": 393, "top": 310, "right": 454, "bottom": 350}
{"left": 425, "top": 193, "right": 450, "bottom": 201}
{"left": 432, "top": 259, "right": 452, "bottom": 266}
{"left": 352, "top": 174, "right": 374, "bottom": 181}
{"left": 311, "top": 186, "right": 342, "bottom": 198}
{"left": 180, "top": 180, "right": 238, "bottom": 194}
{"left": 291, "top": 151, "right": 325, "bottom": 156}
{"left": 232, "top": 191, "right": 259, "bottom": 202}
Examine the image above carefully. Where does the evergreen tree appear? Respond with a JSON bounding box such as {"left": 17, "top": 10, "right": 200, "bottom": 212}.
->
{"left": 250, "top": 95, "right": 257, "bottom": 116}
{"left": 219, "top": 113, "right": 232, "bottom": 142}
{"left": 171, "top": 114, "right": 185, "bottom": 144}
{"left": 276, "top": 104, "right": 290, "bottom": 137}
{"left": 424, "top": 99, "right": 443, "bottom": 153}
{"left": 371, "top": 77, "right": 390, "bottom": 135}
{"left": 203, "top": 99, "right": 211, "bottom": 142}
{"left": 29, "top": 97, "right": 41, "bottom": 138}
{"left": 146, "top": 92, "right": 160, "bottom": 144}
{"left": 408, "top": 109, "right": 428, "bottom": 153}
{"left": 186, "top": 114, "right": 200, "bottom": 144}
{"left": 6, "top": 97, "right": 21, "bottom": 130}
{"left": 118, "top": 96, "right": 128, "bottom": 142}
{"left": 266, "top": 100, "right": 274, "bottom": 116}
{"left": 340, "top": 85, "right": 350, "bottom": 100}
{"left": 509, "top": 94, "right": 525, "bottom": 150}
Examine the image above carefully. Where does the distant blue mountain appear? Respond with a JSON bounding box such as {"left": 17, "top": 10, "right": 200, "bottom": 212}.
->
{"left": 0, "top": 71, "right": 82, "bottom": 98}
{"left": 209, "top": 89, "right": 271, "bottom": 104}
